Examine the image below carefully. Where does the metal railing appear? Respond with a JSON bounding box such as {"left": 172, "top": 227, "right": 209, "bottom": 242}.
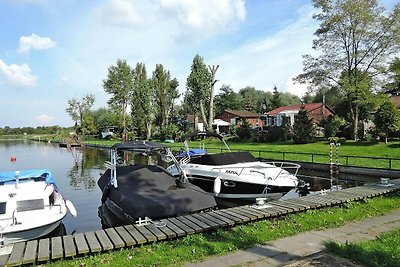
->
{"left": 168, "top": 145, "right": 400, "bottom": 170}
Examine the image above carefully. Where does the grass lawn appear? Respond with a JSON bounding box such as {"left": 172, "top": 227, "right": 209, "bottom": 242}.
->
{"left": 326, "top": 228, "right": 400, "bottom": 267}
{"left": 85, "top": 138, "right": 400, "bottom": 169}
{"left": 44, "top": 192, "right": 400, "bottom": 267}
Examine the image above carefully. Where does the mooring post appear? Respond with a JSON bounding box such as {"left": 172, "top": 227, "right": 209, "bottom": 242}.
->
{"left": 330, "top": 143, "right": 334, "bottom": 190}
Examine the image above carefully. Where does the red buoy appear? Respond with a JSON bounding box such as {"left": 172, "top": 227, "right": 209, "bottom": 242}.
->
{"left": 10, "top": 156, "right": 16, "bottom": 162}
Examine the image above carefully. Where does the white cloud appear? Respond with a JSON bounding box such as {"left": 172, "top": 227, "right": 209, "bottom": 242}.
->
{"left": 95, "top": 0, "right": 143, "bottom": 27}
{"left": 286, "top": 74, "right": 309, "bottom": 98}
{"left": 0, "top": 59, "right": 38, "bottom": 87}
{"left": 35, "top": 114, "right": 54, "bottom": 125}
{"left": 17, "top": 33, "right": 56, "bottom": 54}
{"left": 160, "top": 0, "right": 245, "bottom": 37}
{"left": 210, "top": 5, "right": 317, "bottom": 95}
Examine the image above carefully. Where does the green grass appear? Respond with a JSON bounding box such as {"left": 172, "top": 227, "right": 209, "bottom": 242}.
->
{"left": 45, "top": 192, "right": 400, "bottom": 267}
{"left": 326, "top": 228, "right": 400, "bottom": 267}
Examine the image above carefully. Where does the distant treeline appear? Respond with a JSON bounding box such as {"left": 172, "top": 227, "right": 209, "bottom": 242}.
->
{"left": 0, "top": 126, "right": 72, "bottom": 136}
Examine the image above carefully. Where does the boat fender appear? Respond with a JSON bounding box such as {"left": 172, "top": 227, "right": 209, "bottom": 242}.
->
{"left": 213, "top": 177, "right": 221, "bottom": 195}
{"left": 65, "top": 199, "right": 77, "bottom": 217}
{"left": 45, "top": 184, "right": 55, "bottom": 197}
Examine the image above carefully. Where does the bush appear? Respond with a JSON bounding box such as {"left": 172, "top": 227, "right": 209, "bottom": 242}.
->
{"left": 293, "top": 107, "right": 316, "bottom": 144}
{"left": 236, "top": 119, "right": 252, "bottom": 140}
{"left": 257, "top": 126, "right": 292, "bottom": 142}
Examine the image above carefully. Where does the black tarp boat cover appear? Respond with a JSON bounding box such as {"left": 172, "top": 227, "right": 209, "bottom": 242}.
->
{"left": 98, "top": 164, "right": 216, "bottom": 224}
{"left": 189, "top": 151, "right": 258, "bottom": 166}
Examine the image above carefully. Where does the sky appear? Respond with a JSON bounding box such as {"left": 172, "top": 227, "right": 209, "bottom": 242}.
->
{"left": 0, "top": 0, "right": 397, "bottom": 128}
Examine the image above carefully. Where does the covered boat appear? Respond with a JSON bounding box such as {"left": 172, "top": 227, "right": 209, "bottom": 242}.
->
{"left": 97, "top": 141, "right": 216, "bottom": 227}
{"left": 167, "top": 132, "right": 301, "bottom": 201}
{"left": 0, "top": 169, "right": 76, "bottom": 244}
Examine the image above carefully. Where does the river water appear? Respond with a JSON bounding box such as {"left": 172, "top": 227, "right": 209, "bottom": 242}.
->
{"left": 0, "top": 140, "right": 381, "bottom": 235}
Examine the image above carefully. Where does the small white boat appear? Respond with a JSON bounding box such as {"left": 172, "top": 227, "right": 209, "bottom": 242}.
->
{"left": 0, "top": 169, "right": 76, "bottom": 245}
{"left": 167, "top": 132, "right": 301, "bottom": 201}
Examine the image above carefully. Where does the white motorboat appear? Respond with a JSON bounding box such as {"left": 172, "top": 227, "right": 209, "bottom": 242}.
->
{"left": 0, "top": 169, "right": 76, "bottom": 245}
{"left": 167, "top": 132, "right": 301, "bottom": 201}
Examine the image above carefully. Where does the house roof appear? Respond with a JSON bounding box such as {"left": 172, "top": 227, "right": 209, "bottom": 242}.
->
{"left": 390, "top": 96, "right": 400, "bottom": 108}
{"left": 266, "top": 102, "right": 335, "bottom": 116}
{"left": 223, "top": 109, "right": 259, "bottom": 118}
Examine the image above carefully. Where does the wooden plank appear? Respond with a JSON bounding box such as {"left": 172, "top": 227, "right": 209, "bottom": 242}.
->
{"left": 262, "top": 204, "right": 290, "bottom": 215}
{"left": 301, "top": 195, "right": 332, "bottom": 206}
{"left": 230, "top": 207, "right": 258, "bottom": 220}
{"left": 305, "top": 195, "right": 340, "bottom": 205}
{"left": 105, "top": 228, "right": 125, "bottom": 248}
{"left": 124, "top": 225, "right": 147, "bottom": 244}
{"left": 62, "top": 235, "right": 76, "bottom": 258}
{"left": 236, "top": 206, "right": 267, "bottom": 219}
{"left": 168, "top": 217, "right": 195, "bottom": 235}
{"left": 244, "top": 205, "right": 279, "bottom": 217}
{"left": 213, "top": 209, "right": 243, "bottom": 224}
{"left": 7, "top": 242, "right": 25, "bottom": 267}
{"left": 51, "top": 236, "right": 63, "bottom": 260}
{"left": 184, "top": 215, "right": 213, "bottom": 230}
{"left": 192, "top": 213, "right": 222, "bottom": 228}
{"left": 135, "top": 225, "right": 157, "bottom": 242}
{"left": 283, "top": 198, "right": 315, "bottom": 209}
{"left": 176, "top": 216, "right": 204, "bottom": 233}
{"left": 153, "top": 222, "right": 176, "bottom": 239}
{"left": 269, "top": 202, "right": 296, "bottom": 213}
{"left": 278, "top": 199, "right": 309, "bottom": 210}
{"left": 84, "top": 231, "right": 102, "bottom": 253}
{"left": 296, "top": 197, "right": 325, "bottom": 208}
{"left": 37, "top": 238, "right": 50, "bottom": 262}
{"left": 95, "top": 230, "right": 114, "bottom": 251}
{"left": 22, "top": 240, "right": 37, "bottom": 265}
{"left": 144, "top": 224, "right": 168, "bottom": 241}
{"left": 274, "top": 200, "right": 305, "bottom": 211}
{"left": 206, "top": 211, "right": 236, "bottom": 226}
{"left": 74, "top": 233, "right": 89, "bottom": 254}
{"left": 114, "top": 226, "right": 136, "bottom": 247}
{"left": 220, "top": 209, "right": 251, "bottom": 222}
{"left": 160, "top": 218, "right": 186, "bottom": 237}
{"left": 327, "top": 191, "right": 362, "bottom": 201}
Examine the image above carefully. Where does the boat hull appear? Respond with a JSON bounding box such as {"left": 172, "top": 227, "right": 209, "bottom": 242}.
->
{"left": 1, "top": 219, "right": 64, "bottom": 245}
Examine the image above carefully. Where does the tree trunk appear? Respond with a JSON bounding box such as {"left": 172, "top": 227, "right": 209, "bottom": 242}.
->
{"left": 199, "top": 100, "right": 208, "bottom": 131}
{"left": 208, "top": 65, "right": 219, "bottom": 130}
{"left": 352, "top": 106, "right": 359, "bottom": 141}
{"left": 146, "top": 122, "right": 152, "bottom": 140}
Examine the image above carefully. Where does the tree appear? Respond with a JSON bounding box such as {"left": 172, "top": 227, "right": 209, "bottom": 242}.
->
{"left": 374, "top": 99, "right": 400, "bottom": 143}
{"left": 186, "top": 54, "right": 212, "bottom": 130}
{"left": 214, "top": 85, "right": 242, "bottom": 116}
{"left": 207, "top": 65, "right": 219, "bottom": 128}
{"left": 292, "top": 107, "right": 316, "bottom": 144}
{"left": 270, "top": 86, "right": 282, "bottom": 109}
{"left": 152, "top": 64, "right": 179, "bottom": 132}
{"left": 65, "top": 94, "right": 95, "bottom": 135}
{"left": 131, "top": 63, "right": 153, "bottom": 139}
{"left": 295, "top": 0, "right": 400, "bottom": 140}
{"left": 103, "top": 59, "right": 134, "bottom": 134}
{"left": 385, "top": 57, "right": 400, "bottom": 96}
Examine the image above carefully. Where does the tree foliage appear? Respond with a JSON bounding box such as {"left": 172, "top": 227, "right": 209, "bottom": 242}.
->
{"left": 214, "top": 84, "right": 242, "bottom": 116}
{"left": 295, "top": 0, "right": 400, "bottom": 140}
{"left": 65, "top": 94, "right": 95, "bottom": 135}
{"left": 103, "top": 59, "right": 134, "bottom": 132}
{"left": 186, "top": 54, "right": 212, "bottom": 130}
{"left": 292, "top": 107, "right": 316, "bottom": 144}
{"left": 374, "top": 99, "right": 400, "bottom": 143}
{"left": 385, "top": 57, "right": 400, "bottom": 96}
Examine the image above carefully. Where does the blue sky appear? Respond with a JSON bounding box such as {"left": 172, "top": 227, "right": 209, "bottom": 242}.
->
{"left": 0, "top": 0, "right": 397, "bottom": 127}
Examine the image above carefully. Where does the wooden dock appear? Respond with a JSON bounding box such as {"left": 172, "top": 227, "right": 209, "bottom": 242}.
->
{"left": 1, "top": 181, "right": 399, "bottom": 267}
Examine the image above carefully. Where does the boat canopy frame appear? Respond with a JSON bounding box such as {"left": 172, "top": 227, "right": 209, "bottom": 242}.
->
{"left": 181, "top": 131, "right": 231, "bottom": 159}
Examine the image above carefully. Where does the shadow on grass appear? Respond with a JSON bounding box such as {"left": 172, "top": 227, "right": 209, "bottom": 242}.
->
{"left": 325, "top": 240, "right": 399, "bottom": 267}
{"left": 388, "top": 143, "right": 400, "bottom": 148}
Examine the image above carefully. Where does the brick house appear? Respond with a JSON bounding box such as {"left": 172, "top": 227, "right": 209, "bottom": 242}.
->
{"left": 215, "top": 109, "right": 263, "bottom": 127}
{"left": 262, "top": 103, "right": 335, "bottom": 127}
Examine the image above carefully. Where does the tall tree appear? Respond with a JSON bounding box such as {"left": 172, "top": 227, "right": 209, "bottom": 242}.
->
{"left": 186, "top": 54, "right": 212, "bottom": 130}
{"left": 152, "top": 64, "right": 179, "bottom": 132}
{"left": 131, "top": 63, "right": 153, "bottom": 139}
{"left": 270, "top": 86, "right": 282, "bottom": 109}
{"left": 103, "top": 59, "right": 134, "bottom": 134}
{"left": 65, "top": 94, "right": 95, "bottom": 135}
{"left": 295, "top": 0, "right": 400, "bottom": 140}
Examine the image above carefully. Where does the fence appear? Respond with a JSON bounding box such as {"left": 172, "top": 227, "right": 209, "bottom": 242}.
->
{"left": 169, "top": 145, "right": 400, "bottom": 170}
